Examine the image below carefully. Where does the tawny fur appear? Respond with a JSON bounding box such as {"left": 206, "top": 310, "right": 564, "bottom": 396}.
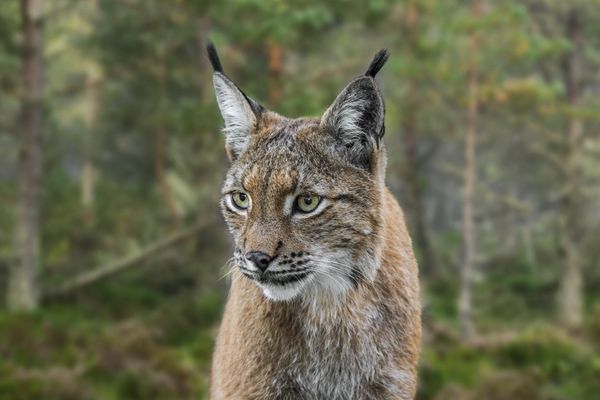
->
{"left": 208, "top": 46, "right": 421, "bottom": 399}
{"left": 212, "top": 190, "right": 421, "bottom": 399}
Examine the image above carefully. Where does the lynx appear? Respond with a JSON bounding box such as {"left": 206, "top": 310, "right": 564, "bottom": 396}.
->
{"left": 208, "top": 43, "right": 421, "bottom": 400}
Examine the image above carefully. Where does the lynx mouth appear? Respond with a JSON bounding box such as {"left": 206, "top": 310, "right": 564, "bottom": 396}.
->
{"left": 238, "top": 265, "right": 314, "bottom": 300}
{"left": 259, "top": 271, "right": 312, "bottom": 286}
{"left": 239, "top": 267, "right": 312, "bottom": 286}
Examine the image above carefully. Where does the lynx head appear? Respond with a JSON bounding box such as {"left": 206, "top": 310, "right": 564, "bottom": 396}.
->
{"left": 208, "top": 43, "right": 389, "bottom": 301}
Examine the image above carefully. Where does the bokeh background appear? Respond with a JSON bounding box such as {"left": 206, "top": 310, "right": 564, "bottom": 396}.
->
{"left": 1, "top": 0, "right": 599, "bottom": 399}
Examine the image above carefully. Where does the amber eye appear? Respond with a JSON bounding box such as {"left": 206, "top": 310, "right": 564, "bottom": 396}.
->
{"left": 296, "top": 194, "right": 321, "bottom": 213}
{"left": 231, "top": 192, "right": 250, "bottom": 210}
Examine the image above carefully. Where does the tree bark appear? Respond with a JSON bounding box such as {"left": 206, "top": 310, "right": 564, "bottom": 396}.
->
{"left": 81, "top": 63, "right": 100, "bottom": 209}
{"left": 401, "top": 1, "right": 436, "bottom": 276}
{"left": 402, "top": 106, "right": 435, "bottom": 275}
{"left": 267, "top": 41, "right": 283, "bottom": 106}
{"left": 7, "top": 0, "right": 45, "bottom": 311}
{"left": 81, "top": 0, "right": 99, "bottom": 210}
{"left": 558, "top": 7, "right": 584, "bottom": 328}
{"left": 459, "top": 0, "right": 481, "bottom": 341}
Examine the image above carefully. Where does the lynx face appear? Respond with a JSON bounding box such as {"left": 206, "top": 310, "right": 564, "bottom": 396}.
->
{"left": 209, "top": 44, "right": 389, "bottom": 301}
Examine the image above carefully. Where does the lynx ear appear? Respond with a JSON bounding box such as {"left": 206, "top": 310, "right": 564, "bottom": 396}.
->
{"left": 321, "top": 49, "right": 388, "bottom": 169}
{"left": 207, "top": 43, "right": 263, "bottom": 160}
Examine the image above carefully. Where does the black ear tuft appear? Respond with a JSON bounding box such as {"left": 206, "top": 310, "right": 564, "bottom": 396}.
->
{"left": 209, "top": 43, "right": 267, "bottom": 160}
{"left": 206, "top": 42, "right": 224, "bottom": 73}
{"left": 364, "top": 49, "right": 389, "bottom": 78}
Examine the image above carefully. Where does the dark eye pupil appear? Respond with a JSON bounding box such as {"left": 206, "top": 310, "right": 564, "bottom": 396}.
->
{"left": 304, "top": 196, "right": 312, "bottom": 204}
{"left": 239, "top": 193, "right": 246, "bottom": 201}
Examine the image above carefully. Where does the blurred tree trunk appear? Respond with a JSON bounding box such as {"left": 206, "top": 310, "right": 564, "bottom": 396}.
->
{"left": 267, "top": 40, "right": 283, "bottom": 106}
{"left": 155, "top": 49, "right": 181, "bottom": 227}
{"left": 7, "top": 0, "right": 45, "bottom": 311}
{"left": 81, "top": 63, "right": 100, "bottom": 209}
{"left": 81, "top": 0, "right": 99, "bottom": 211}
{"left": 195, "top": 15, "right": 212, "bottom": 100}
{"left": 459, "top": 0, "right": 481, "bottom": 341}
{"left": 402, "top": 100, "right": 435, "bottom": 275}
{"left": 558, "top": 7, "right": 584, "bottom": 328}
{"left": 401, "top": 1, "right": 436, "bottom": 276}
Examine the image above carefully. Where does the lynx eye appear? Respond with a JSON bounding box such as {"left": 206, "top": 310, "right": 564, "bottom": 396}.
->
{"left": 231, "top": 192, "right": 250, "bottom": 210}
{"left": 296, "top": 194, "right": 321, "bottom": 213}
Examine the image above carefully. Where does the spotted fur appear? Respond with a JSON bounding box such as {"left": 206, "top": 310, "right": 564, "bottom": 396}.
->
{"left": 209, "top": 43, "right": 421, "bottom": 400}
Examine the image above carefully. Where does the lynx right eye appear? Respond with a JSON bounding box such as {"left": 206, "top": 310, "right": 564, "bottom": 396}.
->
{"left": 296, "top": 194, "right": 321, "bottom": 213}
{"left": 231, "top": 192, "right": 250, "bottom": 209}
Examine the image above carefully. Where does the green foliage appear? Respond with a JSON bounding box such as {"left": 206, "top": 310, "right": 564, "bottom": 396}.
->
{"left": 0, "top": 288, "right": 221, "bottom": 399}
{"left": 1, "top": 0, "right": 599, "bottom": 398}
{"left": 419, "top": 325, "right": 600, "bottom": 400}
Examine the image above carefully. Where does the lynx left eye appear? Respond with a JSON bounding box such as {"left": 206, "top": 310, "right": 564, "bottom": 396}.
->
{"left": 231, "top": 192, "right": 250, "bottom": 209}
{"left": 296, "top": 194, "right": 321, "bottom": 213}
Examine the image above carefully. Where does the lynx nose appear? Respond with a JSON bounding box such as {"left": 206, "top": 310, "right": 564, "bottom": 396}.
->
{"left": 245, "top": 251, "right": 273, "bottom": 272}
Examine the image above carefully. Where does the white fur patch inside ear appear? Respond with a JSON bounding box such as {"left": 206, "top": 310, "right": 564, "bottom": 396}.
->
{"left": 327, "top": 91, "right": 370, "bottom": 148}
{"left": 213, "top": 73, "right": 256, "bottom": 155}
{"left": 321, "top": 77, "right": 384, "bottom": 167}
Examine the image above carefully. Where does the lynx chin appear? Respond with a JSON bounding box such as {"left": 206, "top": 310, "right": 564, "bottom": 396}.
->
{"left": 208, "top": 43, "right": 421, "bottom": 400}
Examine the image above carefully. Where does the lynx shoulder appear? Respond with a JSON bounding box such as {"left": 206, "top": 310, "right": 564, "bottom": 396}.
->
{"left": 208, "top": 43, "right": 421, "bottom": 400}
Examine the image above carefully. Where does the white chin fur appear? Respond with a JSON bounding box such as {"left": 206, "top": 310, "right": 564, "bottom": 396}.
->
{"left": 258, "top": 278, "right": 311, "bottom": 301}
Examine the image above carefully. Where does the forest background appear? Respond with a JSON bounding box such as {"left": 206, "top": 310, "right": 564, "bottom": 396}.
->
{"left": 1, "top": 0, "right": 599, "bottom": 399}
